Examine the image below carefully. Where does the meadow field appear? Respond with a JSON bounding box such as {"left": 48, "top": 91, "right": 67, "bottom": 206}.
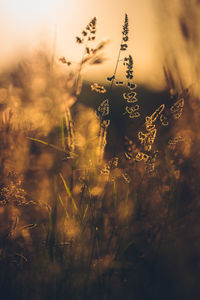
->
{"left": 0, "top": 7, "right": 200, "bottom": 300}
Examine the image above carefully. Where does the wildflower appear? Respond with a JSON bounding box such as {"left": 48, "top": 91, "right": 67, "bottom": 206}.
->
{"left": 170, "top": 98, "right": 184, "bottom": 119}
{"left": 122, "top": 13, "right": 129, "bottom": 42}
{"left": 124, "top": 55, "right": 134, "bottom": 79}
{"left": 76, "top": 17, "right": 97, "bottom": 49}
{"left": 76, "top": 36, "right": 83, "bottom": 44}
{"left": 82, "top": 30, "right": 87, "bottom": 36}
{"left": 128, "top": 82, "right": 137, "bottom": 90}
{"left": 123, "top": 91, "right": 137, "bottom": 103}
{"left": 100, "top": 157, "right": 119, "bottom": 175}
{"left": 115, "top": 81, "right": 124, "bottom": 86}
{"left": 160, "top": 113, "right": 169, "bottom": 126}
{"left": 121, "top": 172, "right": 131, "bottom": 183}
{"left": 59, "top": 57, "right": 71, "bottom": 65}
{"left": 135, "top": 152, "right": 150, "bottom": 162}
{"left": 107, "top": 75, "right": 115, "bottom": 82}
{"left": 91, "top": 83, "right": 106, "bottom": 93}
{"left": 148, "top": 104, "right": 165, "bottom": 123}
{"left": 120, "top": 43, "right": 128, "bottom": 51}
{"left": 97, "top": 99, "right": 109, "bottom": 119}
{"left": 125, "top": 105, "right": 140, "bottom": 115}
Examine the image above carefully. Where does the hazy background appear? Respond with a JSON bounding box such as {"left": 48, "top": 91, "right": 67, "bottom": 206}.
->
{"left": 0, "top": 0, "right": 165, "bottom": 90}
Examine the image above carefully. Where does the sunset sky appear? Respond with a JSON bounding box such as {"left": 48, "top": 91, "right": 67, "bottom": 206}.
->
{"left": 0, "top": 0, "right": 165, "bottom": 90}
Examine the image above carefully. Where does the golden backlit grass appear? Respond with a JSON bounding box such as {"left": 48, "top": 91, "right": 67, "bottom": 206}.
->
{"left": 0, "top": 10, "right": 200, "bottom": 300}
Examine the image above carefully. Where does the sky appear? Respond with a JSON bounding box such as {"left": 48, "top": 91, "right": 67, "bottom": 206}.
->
{"left": 0, "top": 0, "right": 165, "bottom": 90}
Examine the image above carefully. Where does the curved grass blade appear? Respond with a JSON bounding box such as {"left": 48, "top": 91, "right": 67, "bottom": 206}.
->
{"left": 58, "top": 193, "right": 70, "bottom": 219}
{"left": 27, "top": 137, "right": 67, "bottom": 153}
{"left": 82, "top": 204, "right": 88, "bottom": 220}
{"left": 59, "top": 172, "right": 78, "bottom": 212}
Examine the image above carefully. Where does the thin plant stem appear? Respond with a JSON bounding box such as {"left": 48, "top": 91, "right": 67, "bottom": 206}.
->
{"left": 75, "top": 44, "right": 88, "bottom": 96}
{"left": 107, "top": 39, "right": 123, "bottom": 97}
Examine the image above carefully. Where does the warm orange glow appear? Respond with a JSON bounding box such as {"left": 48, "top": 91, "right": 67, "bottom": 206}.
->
{"left": 0, "top": 0, "right": 166, "bottom": 90}
{"left": 0, "top": 2, "right": 200, "bottom": 298}
{"left": 1, "top": 0, "right": 66, "bottom": 22}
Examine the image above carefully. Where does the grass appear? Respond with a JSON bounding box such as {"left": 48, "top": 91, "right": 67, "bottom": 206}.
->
{"left": 0, "top": 12, "right": 200, "bottom": 300}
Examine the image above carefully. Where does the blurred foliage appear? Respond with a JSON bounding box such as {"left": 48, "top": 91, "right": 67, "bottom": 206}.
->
{"left": 0, "top": 11, "right": 200, "bottom": 300}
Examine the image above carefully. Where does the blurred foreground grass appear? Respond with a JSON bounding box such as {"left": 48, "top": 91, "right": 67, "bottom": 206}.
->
{"left": 0, "top": 11, "right": 200, "bottom": 300}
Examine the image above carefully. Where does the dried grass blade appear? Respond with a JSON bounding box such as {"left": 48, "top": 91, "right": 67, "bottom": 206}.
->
{"left": 59, "top": 172, "right": 78, "bottom": 212}
{"left": 58, "top": 193, "right": 70, "bottom": 219}
{"left": 82, "top": 204, "right": 88, "bottom": 220}
{"left": 28, "top": 137, "right": 67, "bottom": 153}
